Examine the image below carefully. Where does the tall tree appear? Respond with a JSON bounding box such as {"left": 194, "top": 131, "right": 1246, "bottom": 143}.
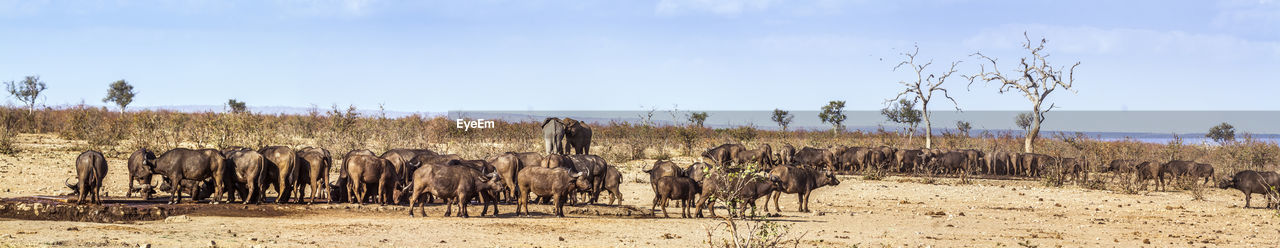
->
{"left": 103, "top": 79, "right": 136, "bottom": 112}
{"left": 1206, "top": 122, "right": 1235, "bottom": 145}
{"left": 4, "top": 75, "right": 47, "bottom": 113}
{"left": 687, "top": 112, "right": 708, "bottom": 128}
{"left": 969, "top": 33, "right": 1080, "bottom": 153}
{"left": 881, "top": 99, "right": 922, "bottom": 144}
{"left": 771, "top": 109, "right": 794, "bottom": 132}
{"left": 227, "top": 99, "right": 247, "bottom": 114}
{"left": 818, "top": 100, "right": 847, "bottom": 134}
{"left": 887, "top": 44, "right": 961, "bottom": 149}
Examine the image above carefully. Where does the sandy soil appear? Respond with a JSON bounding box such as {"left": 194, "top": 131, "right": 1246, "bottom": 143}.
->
{"left": 1, "top": 134, "right": 1279, "bottom": 247}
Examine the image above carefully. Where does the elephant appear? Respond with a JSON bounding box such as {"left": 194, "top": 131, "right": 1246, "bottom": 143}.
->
{"left": 564, "top": 118, "right": 592, "bottom": 155}
{"left": 542, "top": 117, "right": 567, "bottom": 155}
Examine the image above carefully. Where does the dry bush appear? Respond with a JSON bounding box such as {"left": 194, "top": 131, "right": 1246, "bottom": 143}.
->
{"left": 704, "top": 216, "right": 806, "bottom": 248}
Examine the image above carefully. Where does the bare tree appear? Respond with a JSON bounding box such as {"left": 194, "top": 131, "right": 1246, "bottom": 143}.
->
{"left": 887, "top": 44, "right": 961, "bottom": 149}
{"left": 4, "top": 75, "right": 47, "bottom": 113}
{"left": 968, "top": 33, "right": 1079, "bottom": 153}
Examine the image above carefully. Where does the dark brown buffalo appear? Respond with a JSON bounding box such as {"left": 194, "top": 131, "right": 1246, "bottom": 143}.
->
{"left": 67, "top": 150, "right": 108, "bottom": 204}
{"left": 1135, "top": 161, "right": 1160, "bottom": 190}
{"left": 380, "top": 148, "right": 436, "bottom": 187}
{"left": 928, "top": 151, "right": 970, "bottom": 181}
{"left": 734, "top": 144, "right": 773, "bottom": 167}
{"left": 644, "top": 160, "right": 685, "bottom": 206}
{"left": 896, "top": 149, "right": 924, "bottom": 173}
{"left": 601, "top": 164, "right": 623, "bottom": 205}
{"left": 1158, "top": 160, "right": 1196, "bottom": 191}
{"left": 1016, "top": 153, "right": 1051, "bottom": 177}
{"left": 1054, "top": 157, "right": 1087, "bottom": 182}
{"left": 153, "top": 148, "right": 226, "bottom": 204}
{"left": 488, "top": 152, "right": 524, "bottom": 201}
{"left": 568, "top": 154, "right": 607, "bottom": 204}
{"left": 156, "top": 178, "right": 217, "bottom": 201}
{"left": 875, "top": 146, "right": 898, "bottom": 169}
{"left": 1189, "top": 163, "right": 1215, "bottom": 185}
{"left": 835, "top": 147, "right": 868, "bottom": 172}
{"left": 984, "top": 151, "right": 1012, "bottom": 175}
{"left": 516, "top": 166, "right": 590, "bottom": 217}
{"left": 564, "top": 118, "right": 593, "bottom": 155}
{"left": 766, "top": 165, "right": 839, "bottom": 213}
{"left": 223, "top": 149, "right": 265, "bottom": 204}
{"left": 345, "top": 154, "right": 396, "bottom": 205}
{"left": 702, "top": 143, "right": 746, "bottom": 166}
{"left": 695, "top": 171, "right": 775, "bottom": 218}
{"left": 407, "top": 163, "right": 506, "bottom": 217}
{"left": 1103, "top": 159, "right": 1140, "bottom": 173}
{"left": 654, "top": 175, "right": 700, "bottom": 218}
{"left": 1218, "top": 170, "right": 1280, "bottom": 208}
{"left": 298, "top": 147, "right": 332, "bottom": 204}
{"left": 126, "top": 148, "right": 157, "bottom": 199}
{"left": 260, "top": 146, "right": 300, "bottom": 203}
{"left": 777, "top": 144, "right": 796, "bottom": 165}
{"left": 792, "top": 147, "right": 834, "bottom": 170}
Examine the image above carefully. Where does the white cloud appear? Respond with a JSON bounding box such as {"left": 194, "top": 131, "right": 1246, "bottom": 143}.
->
{"left": 963, "top": 24, "right": 1280, "bottom": 61}
{"left": 655, "top": 0, "right": 778, "bottom": 16}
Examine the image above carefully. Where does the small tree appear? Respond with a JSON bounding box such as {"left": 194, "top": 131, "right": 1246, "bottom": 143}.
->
{"left": 881, "top": 99, "right": 922, "bottom": 144}
{"left": 102, "top": 79, "right": 136, "bottom": 112}
{"left": 5, "top": 75, "right": 47, "bottom": 113}
{"left": 771, "top": 109, "right": 794, "bottom": 131}
{"left": 956, "top": 120, "right": 972, "bottom": 136}
{"left": 888, "top": 44, "right": 962, "bottom": 149}
{"left": 227, "top": 99, "right": 248, "bottom": 114}
{"left": 1206, "top": 122, "right": 1236, "bottom": 145}
{"left": 969, "top": 32, "right": 1079, "bottom": 153}
{"left": 1015, "top": 112, "right": 1033, "bottom": 132}
{"left": 688, "top": 112, "right": 709, "bottom": 128}
{"left": 818, "top": 100, "right": 847, "bottom": 134}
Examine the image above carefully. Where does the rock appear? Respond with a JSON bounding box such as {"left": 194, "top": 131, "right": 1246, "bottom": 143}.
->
{"left": 164, "top": 215, "right": 191, "bottom": 223}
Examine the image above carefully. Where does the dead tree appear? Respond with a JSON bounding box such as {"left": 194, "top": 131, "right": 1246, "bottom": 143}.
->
{"left": 887, "top": 44, "right": 961, "bottom": 149}
{"left": 968, "top": 32, "right": 1079, "bottom": 153}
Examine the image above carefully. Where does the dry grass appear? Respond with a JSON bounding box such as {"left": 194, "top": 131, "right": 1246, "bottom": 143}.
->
{"left": 0, "top": 105, "right": 1276, "bottom": 178}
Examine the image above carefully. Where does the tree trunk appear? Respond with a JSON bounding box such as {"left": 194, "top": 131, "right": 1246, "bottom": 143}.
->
{"left": 1025, "top": 106, "right": 1042, "bottom": 153}
{"left": 923, "top": 104, "right": 932, "bottom": 149}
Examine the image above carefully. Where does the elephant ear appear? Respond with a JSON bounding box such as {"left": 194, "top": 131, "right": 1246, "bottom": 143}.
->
{"left": 542, "top": 117, "right": 560, "bottom": 127}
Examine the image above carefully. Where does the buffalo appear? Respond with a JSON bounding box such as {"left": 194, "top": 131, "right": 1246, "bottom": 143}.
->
{"left": 766, "top": 165, "right": 839, "bottom": 213}
{"left": 654, "top": 175, "right": 700, "bottom": 218}
{"left": 126, "top": 148, "right": 157, "bottom": 199}
{"left": 407, "top": 162, "right": 506, "bottom": 217}
{"left": 67, "top": 150, "right": 108, "bottom": 204}
{"left": 702, "top": 144, "right": 746, "bottom": 166}
{"left": 153, "top": 148, "right": 226, "bottom": 204}
{"left": 223, "top": 148, "right": 266, "bottom": 204}
{"left": 345, "top": 154, "right": 396, "bottom": 205}
{"left": 1218, "top": 170, "right": 1280, "bottom": 208}
{"left": 260, "top": 146, "right": 300, "bottom": 203}
{"left": 516, "top": 166, "right": 590, "bottom": 217}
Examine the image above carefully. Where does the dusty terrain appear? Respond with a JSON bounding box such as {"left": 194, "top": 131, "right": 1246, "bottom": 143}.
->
{"left": 1, "top": 134, "right": 1279, "bottom": 247}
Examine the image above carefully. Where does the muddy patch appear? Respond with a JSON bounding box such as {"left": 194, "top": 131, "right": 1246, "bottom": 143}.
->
{"left": 0, "top": 196, "right": 289, "bottom": 223}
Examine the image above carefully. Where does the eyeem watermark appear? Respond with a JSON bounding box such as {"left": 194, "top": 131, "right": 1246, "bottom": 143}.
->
{"left": 456, "top": 118, "right": 495, "bottom": 131}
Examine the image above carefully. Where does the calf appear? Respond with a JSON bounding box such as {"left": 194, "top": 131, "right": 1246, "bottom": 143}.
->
{"left": 654, "top": 176, "right": 701, "bottom": 218}
{"left": 1218, "top": 170, "right": 1280, "bottom": 208}
{"left": 601, "top": 164, "right": 623, "bottom": 205}
{"left": 644, "top": 160, "right": 685, "bottom": 206}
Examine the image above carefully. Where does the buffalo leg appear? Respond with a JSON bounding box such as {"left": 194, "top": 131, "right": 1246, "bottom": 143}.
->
{"left": 660, "top": 196, "right": 670, "bottom": 218}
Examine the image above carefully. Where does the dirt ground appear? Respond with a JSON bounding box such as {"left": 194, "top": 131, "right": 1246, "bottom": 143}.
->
{"left": 1, "top": 134, "right": 1279, "bottom": 247}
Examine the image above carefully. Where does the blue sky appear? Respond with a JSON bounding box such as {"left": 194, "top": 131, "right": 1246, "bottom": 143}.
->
{"left": 1, "top": 0, "right": 1277, "bottom": 113}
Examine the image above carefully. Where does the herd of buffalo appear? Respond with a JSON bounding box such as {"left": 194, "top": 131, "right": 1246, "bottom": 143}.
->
{"left": 57, "top": 120, "right": 1280, "bottom": 218}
